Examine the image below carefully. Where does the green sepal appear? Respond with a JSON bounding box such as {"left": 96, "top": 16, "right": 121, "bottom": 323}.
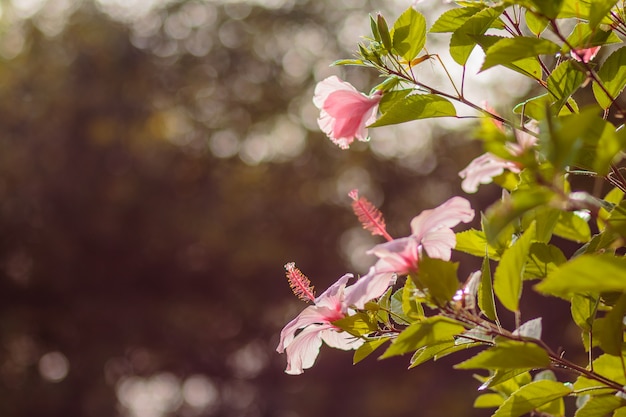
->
{"left": 376, "top": 13, "right": 393, "bottom": 53}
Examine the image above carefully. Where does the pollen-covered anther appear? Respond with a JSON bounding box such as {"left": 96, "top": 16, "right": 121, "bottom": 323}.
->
{"left": 284, "top": 262, "right": 316, "bottom": 303}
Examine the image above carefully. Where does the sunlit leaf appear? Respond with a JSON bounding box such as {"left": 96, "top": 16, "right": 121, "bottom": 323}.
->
{"left": 455, "top": 339, "right": 550, "bottom": 370}
{"left": 575, "top": 395, "right": 624, "bottom": 417}
{"left": 391, "top": 8, "right": 426, "bottom": 61}
{"left": 333, "top": 312, "right": 377, "bottom": 337}
{"left": 492, "top": 380, "right": 572, "bottom": 417}
{"left": 563, "top": 22, "right": 621, "bottom": 53}
{"left": 525, "top": 10, "right": 548, "bottom": 35}
{"left": 402, "top": 276, "right": 424, "bottom": 320}
{"left": 479, "top": 256, "right": 498, "bottom": 322}
{"left": 450, "top": 6, "right": 504, "bottom": 65}
{"left": 574, "top": 354, "right": 626, "bottom": 392}
{"left": 571, "top": 293, "right": 599, "bottom": 332}
{"left": 455, "top": 229, "right": 500, "bottom": 259}
{"left": 547, "top": 60, "right": 586, "bottom": 113}
{"left": 370, "top": 94, "right": 456, "bottom": 127}
{"left": 415, "top": 257, "right": 459, "bottom": 306}
{"left": 593, "top": 47, "right": 626, "bottom": 109}
{"left": 554, "top": 211, "right": 591, "bottom": 243}
{"left": 588, "top": 0, "right": 619, "bottom": 28}
{"left": 381, "top": 316, "right": 465, "bottom": 359}
{"left": 494, "top": 222, "right": 536, "bottom": 312}
{"left": 595, "top": 293, "right": 626, "bottom": 356}
{"left": 481, "top": 37, "right": 560, "bottom": 71}
{"left": 524, "top": 242, "right": 566, "bottom": 280}
{"left": 429, "top": 6, "right": 484, "bottom": 33}
{"left": 376, "top": 13, "right": 392, "bottom": 53}
{"left": 474, "top": 393, "right": 505, "bottom": 408}
{"left": 536, "top": 254, "right": 626, "bottom": 297}
{"left": 353, "top": 337, "right": 390, "bottom": 364}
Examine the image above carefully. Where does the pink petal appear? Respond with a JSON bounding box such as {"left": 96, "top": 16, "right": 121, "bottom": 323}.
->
{"left": 321, "top": 329, "right": 364, "bottom": 351}
{"left": 459, "top": 153, "right": 517, "bottom": 194}
{"left": 313, "top": 76, "right": 381, "bottom": 148}
{"left": 420, "top": 228, "right": 456, "bottom": 261}
{"left": 410, "top": 197, "right": 474, "bottom": 239}
{"left": 344, "top": 265, "right": 396, "bottom": 309}
{"left": 283, "top": 324, "right": 327, "bottom": 375}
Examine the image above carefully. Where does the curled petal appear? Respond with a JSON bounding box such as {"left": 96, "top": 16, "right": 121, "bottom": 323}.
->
{"left": 344, "top": 266, "right": 396, "bottom": 310}
{"left": 283, "top": 324, "right": 327, "bottom": 375}
{"left": 458, "top": 153, "right": 519, "bottom": 194}
{"left": 410, "top": 196, "right": 475, "bottom": 239}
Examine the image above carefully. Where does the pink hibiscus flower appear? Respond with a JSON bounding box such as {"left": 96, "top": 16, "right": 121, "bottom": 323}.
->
{"left": 313, "top": 76, "right": 382, "bottom": 149}
{"left": 277, "top": 270, "right": 364, "bottom": 375}
{"left": 571, "top": 46, "right": 600, "bottom": 63}
{"left": 459, "top": 123, "right": 538, "bottom": 194}
{"left": 345, "top": 197, "right": 475, "bottom": 309}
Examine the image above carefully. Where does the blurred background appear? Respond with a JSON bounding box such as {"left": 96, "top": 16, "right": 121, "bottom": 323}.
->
{"left": 0, "top": 0, "right": 582, "bottom": 416}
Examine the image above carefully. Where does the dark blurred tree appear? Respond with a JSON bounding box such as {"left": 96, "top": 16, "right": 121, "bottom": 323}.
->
{"left": 0, "top": 1, "right": 562, "bottom": 416}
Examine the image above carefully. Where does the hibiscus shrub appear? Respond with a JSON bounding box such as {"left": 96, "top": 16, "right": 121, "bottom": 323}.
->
{"left": 278, "top": 1, "right": 626, "bottom": 417}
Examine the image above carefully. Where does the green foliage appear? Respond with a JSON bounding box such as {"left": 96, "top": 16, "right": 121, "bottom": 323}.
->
{"left": 449, "top": 6, "right": 504, "bottom": 65}
{"left": 481, "top": 37, "right": 560, "bottom": 72}
{"left": 492, "top": 380, "right": 572, "bottom": 417}
{"left": 455, "top": 339, "right": 551, "bottom": 371}
{"left": 593, "top": 47, "right": 626, "bottom": 109}
{"left": 391, "top": 8, "right": 427, "bottom": 61}
{"left": 370, "top": 94, "right": 456, "bottom": 127}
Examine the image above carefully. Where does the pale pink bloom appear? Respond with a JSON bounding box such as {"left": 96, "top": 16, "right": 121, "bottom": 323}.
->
{"left": 345, "top": 197, "right": 475, "bottom": 308}
{"left": 459, "top": 153, "right": 520, "bottom": 194}
{"left": 313, "top": 76, "right": 382, "bottom": 149}
{"left": 460, "top": 123, "right": 539, "bottom": 193}
{"left": 277, "top": 273, "right": 364, "bottom": 375}
{"left": 571, "top": 46, "right": 601, "bottom": 63}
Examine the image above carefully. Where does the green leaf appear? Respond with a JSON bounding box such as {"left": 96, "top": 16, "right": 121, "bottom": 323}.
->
{"left": 564, "top": 22, "right": 622, "bottom": 53}
{"left": 391, "top": 8, "right": 426, "bottom": 61}
{"left": 333, "top": 312, "right": 377, "bottom": 337}
{"left": 474, "top": 35, "right": 543, "bottom": 81}
{"left": 523, "top": 0, "right": 564, "bottom": 19}
{"left": 376, "top": 14, "right": 393, "bottom": 53}
{"left": 513, "top": 93, "right": 579, "bottom": 120}
{"left": 415, "top": 257, "right": 460, "bottom": 306}
{"left": 554, "top": 211, "right": 591, "bottom": 243}
{"left": 481, "top": 37, "right": 560, "bottom": 71}
{"left": 409, "top": 340, "right": 480, "bottom": 368}
{"left": 547, "top": 60, "right": 586, "bottom": 113}
{"left": 492, "top": 380, "right": 572, "bottom": 417}
{"left": 381, "top": 316, "right": 465, "bottom": 358}
{"left": 525, "top": 10, "right": 548, "bottom": 35}
{"left": 593, "top": 47, "right": 626, "bottom": 109}
{"left": 589, "top": 0, "right": 619, "bottom": 28}
{"left": 536, "top": 254, "right": 626, "bottom": 297}
{"left": 378, "top": 89, "right": 412, "bottom": 114}
{"left": 521, "top": 206, "right": 560, "bottom": 243}
{"left": 429, "top": 6, "right": 484, "bottom": 33}
{"left": 607, "top": 201, "right": 626, "bottom": 240}
{"left": 474, "top": 393, "right": 505, "bottom": 408}
{"left": 575, "top": 395, "right": 624, "bottom": 417}
{"left": 524, "top": 243, "right": 567, "bottom": 280}
{"left": 455, "top": 339, "right": 551, "bottom": 370}
{"left": 479, "top": 369, "right": 532, "bottom": 393}
{"left": 455, "top": 229, "right": 500, "bottom": 260}
{"left": 574, "top": 354, "right": 626, "bottom": 392}
{"left": 494, "top": 222, "right": 536, "bottom": 312}
{"left": 332, "top": 58, "right": 366, "bottom": 66}
{"left": 595, "top": 293, "right": 626, "bottom": 356}
{"left": 353, "top": 337, "right": 390, "bottom": 364}
{"left": 450, "top": 6, "right": 504, "bottom": 65}
{"left": 402, "top": 276, "right": 424, "bottom": 320}
{"left": 479, "top": 256, "right": 498, "bottom": 322}
{"left": 370, "top": 94, "right": 456, "bottom": 127}
{"left": 615, "top": 406, "right": 626, "bottom": 417}
{"left": 571, "top": 293, "right": 599, "bottom": 332}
